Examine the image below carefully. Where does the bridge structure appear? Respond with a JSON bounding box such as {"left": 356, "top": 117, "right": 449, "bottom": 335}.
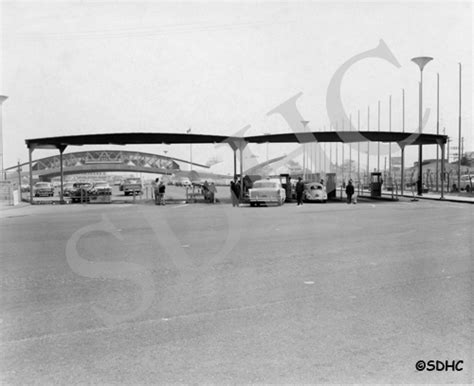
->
{"left": 5, "top": 149, "right": 208, "bottom": 181}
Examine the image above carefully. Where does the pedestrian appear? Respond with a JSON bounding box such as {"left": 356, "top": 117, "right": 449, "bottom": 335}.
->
{"left": 230, "top": 180, "right": 239, "bottom": 207}
{"left": 157, "top": 179, "right": 166, "bottom": 205}
{"left": 295, "top": 176, "right": 305, "bottom": 206}
{"left": 345, "top": 179, "right": 355, "bottom": 204}
{"left": 209, "top": 182, "right": 217, "bottom": 203}
{"left": 153, "top": 178, "right": 159, "bottom": 204}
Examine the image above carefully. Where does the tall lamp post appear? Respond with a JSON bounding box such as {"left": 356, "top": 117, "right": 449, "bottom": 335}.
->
{"left": 411, "top": 56, "right": 433, "bottom": 196}
{"left": 0, "top": 96, "right": 8, "bottom": 180}
{"left": 457, "top": 63, "right": 462, "bottom": 192}
{"left": 301, "top": 120, "right": 309, "bottom": 179}
{"left": 186, "top": 128, "right": 192, "bottom": 171}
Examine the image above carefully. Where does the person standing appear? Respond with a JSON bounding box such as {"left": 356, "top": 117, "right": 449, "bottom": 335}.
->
{"left": 153, "top": 178, "right": 159, "bottom": 204}
{"left": 209, "top": 182, "right": 217, "bottom": 203}
{"left": 230, "top": 180, "right": 239, "bottom": 207}
{"left": 295, "top": 177, "right": 305, "bottom": 206}
{"left": 345, "top": 179, "right": 355, "bottom": 204}
{"left": 157, "top": 179, "right": 166, "bottom": 205}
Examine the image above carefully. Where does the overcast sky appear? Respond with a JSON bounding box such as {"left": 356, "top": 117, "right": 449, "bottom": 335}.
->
{"left": 1, "top": 0, "right": 472, "bottom": 172}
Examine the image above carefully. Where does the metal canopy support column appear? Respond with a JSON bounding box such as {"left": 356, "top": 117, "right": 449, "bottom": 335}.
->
{"left": 227, "top": 140, "right": 247, "bottom": 204}
{"left": 399, "top": 143, "right": 405, "bottom": 196}
{"left": 233, "top": 149, "right": 237, "bottom": 179}
{"left": 227, "top": 142, "right": 239, "bottom": 180}
{"left": 417, "top": 143, "right": 423, "bottom": 195}
{"left": 438, "top": 140, "right": 446, "bottom": 199}
{"left": 238, "top": 141, "right": 248, "bottom": 203}
{"left": 58, "top": 144, "right": 67, "bottom": 204}
{"left": 28, "top": 146, "right": 34, "bottom": 204}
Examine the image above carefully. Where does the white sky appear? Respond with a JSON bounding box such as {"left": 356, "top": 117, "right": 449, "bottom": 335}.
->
{"left": 1, "top": 0, "right": 472, "bottom": 172}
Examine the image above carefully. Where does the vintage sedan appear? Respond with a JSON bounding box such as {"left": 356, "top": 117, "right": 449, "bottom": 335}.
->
{"left": 33, "top": 182, "right": 54, "bottom": 197}
{"left": 303, "top": 182, "right": 327, "bottom": 203}
{"left": 62, "top": 182, "right": 76, "bottom": 197}
{"left": 70, "top": 182, "right": 94, "bottom": 203}
{"left": 248, "top": 179, "right": 286, "bottom": 206}
{"left": 90, "top": 181, "right": 112, "bottom": 195}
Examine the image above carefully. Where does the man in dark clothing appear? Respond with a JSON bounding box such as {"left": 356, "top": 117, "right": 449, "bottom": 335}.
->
{"left": 157, "top": 180, "right": 166, "bottom": 205}
{"left": 345, "top": 179, "right": 355, "bottom": 204}
{"left": 295, "top": 177, "right": 305, "bottom": 206}
{"left": 230, "top": 180, "right": 239, "bottom": 207}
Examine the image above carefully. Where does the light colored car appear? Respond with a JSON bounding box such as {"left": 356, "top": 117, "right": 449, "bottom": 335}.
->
{"left": 33, "top": 182, "right": 54, "bottom": 197}
{"left": 304, "top": 182, "right": 328, "bottom": 202}
{"left": 459, "top": 175, "right": 472, "bottom": 192}
{"left": 248, "top": 179, "right": 286, "bottom": 206}
{"left": 90, "top": 181, "right": 112, "bottom": 195}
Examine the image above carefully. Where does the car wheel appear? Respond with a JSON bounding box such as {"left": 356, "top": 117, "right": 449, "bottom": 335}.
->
{"left": 466, "top": 185, "right": 471, "bottom": 192}
{"left": 250, "top": 202, "right": 255, "bottom": 207}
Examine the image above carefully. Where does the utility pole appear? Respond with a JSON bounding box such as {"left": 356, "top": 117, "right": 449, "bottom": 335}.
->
{"left": 0, "top": 96, "right": 8, "bottom": 181}
{"left": 457, "top": 63, "right": 462, "bottom": 190}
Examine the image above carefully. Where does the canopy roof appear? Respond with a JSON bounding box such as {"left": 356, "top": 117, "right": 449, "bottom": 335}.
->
{"left": 25, "top": 131, "right": 447, "bottom": 150}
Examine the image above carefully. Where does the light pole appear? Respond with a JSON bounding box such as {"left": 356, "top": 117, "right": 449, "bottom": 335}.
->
{"left": 411, "top": 56, "right": 433, "bottom": 195}
{"left": 186, "top": 128, "right": 192, "bottom": 171}
{"left": 457, "top": 63, "right": 462, "bottom": 191}
{"left": 436, "top": 73, "right": 440, "bottom": 192}
{"left": 0, "top": 96, "right": 8, "bottom": 181}
{"left": 301, "top": 120, "right": 309, "bottom": 179}
{"left": 377, "top": 100, "right": 380, "bottom": 172}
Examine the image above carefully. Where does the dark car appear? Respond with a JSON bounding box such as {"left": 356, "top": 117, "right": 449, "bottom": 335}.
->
{"left": 70, "top": 182, "right": 94, "bottom": 203}
{"left": 62, "top": 182, "right": 76, "bottom": 197}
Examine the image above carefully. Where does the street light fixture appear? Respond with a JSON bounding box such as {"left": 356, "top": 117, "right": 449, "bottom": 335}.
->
{"left": 411, "top": 56, "right": 433, "bottom": 196}
{"left": 301, "top": 120, "right": 309, "bottom": 179}
{"left": 186, "top": 128, "right": 192, "bottom": 171}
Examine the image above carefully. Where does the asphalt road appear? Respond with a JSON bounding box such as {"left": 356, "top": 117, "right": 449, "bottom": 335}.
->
{"left": 0, "top": 198, "right": 472, "bottom": 383}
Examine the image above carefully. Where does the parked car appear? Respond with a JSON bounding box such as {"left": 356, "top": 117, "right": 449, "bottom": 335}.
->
{"left": 459, "top": 175, "right": 472, "bottom": 192}
{"left": 90, "top": 181, "right": 112, "bottom": 195}
{"left": 303, "top": 182, "right": 327, "bottom": 203}
{"left": 121, "top": 178, "right": 142, "bottom": 196}
{"left": 60, "top": 182, "right": 75, "bottom": 197}
{"left": 33, "top": 182, "right": 54, "bottom": 197}
{"left": 70, "top": 182, "right": 94, "bottom": 203}
{"left": 248, "top": 179, "right": 286, "bottom": 206}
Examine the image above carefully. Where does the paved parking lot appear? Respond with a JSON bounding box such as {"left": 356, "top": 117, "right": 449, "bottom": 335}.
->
{"left": 0, "top": 198, "right": 471, "bottom": 383}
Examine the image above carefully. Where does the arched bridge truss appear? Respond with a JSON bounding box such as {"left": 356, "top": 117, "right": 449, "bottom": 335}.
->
{"left": 10, "top": 150, "right": 208, "bottom": 180}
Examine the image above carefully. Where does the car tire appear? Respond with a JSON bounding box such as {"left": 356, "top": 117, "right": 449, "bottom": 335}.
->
{"left": 466, "top": 185, "right": 471, "bottom": 192}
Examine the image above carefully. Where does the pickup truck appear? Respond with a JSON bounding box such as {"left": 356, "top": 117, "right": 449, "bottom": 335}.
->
{"left": 121, "top": 178, "right": 142, "bottom": 196}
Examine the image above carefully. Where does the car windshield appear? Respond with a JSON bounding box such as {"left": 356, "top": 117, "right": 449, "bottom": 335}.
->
{"left": 94, "top": 183, "right": 108, "bottom": 187}
{"left": 35, "top": 183, "right": 50, "bottom": 187}
{"left": 253, "top": 181, "right": 278, "bottom": 189}
{"left": 126, "top": 179, "right": 141, "bottom": 184}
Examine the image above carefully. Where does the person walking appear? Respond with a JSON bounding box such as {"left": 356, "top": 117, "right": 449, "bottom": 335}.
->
{"left": 295, "top": 176, "right": 305, "bottom": 206}
{"left": 209, "top": 182, "right": 217, "bottom": 203}
{"left": 230, "top": 180, "right": 239, "bottom": 207}
{"left": 345, "top": 179, "right": 355, "bottom": 204}
{"left": 157, "top": 179, "right": 166, "bottom": 205}
{"left": 153, "top": 178, "right": 160, "bottom": 204}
